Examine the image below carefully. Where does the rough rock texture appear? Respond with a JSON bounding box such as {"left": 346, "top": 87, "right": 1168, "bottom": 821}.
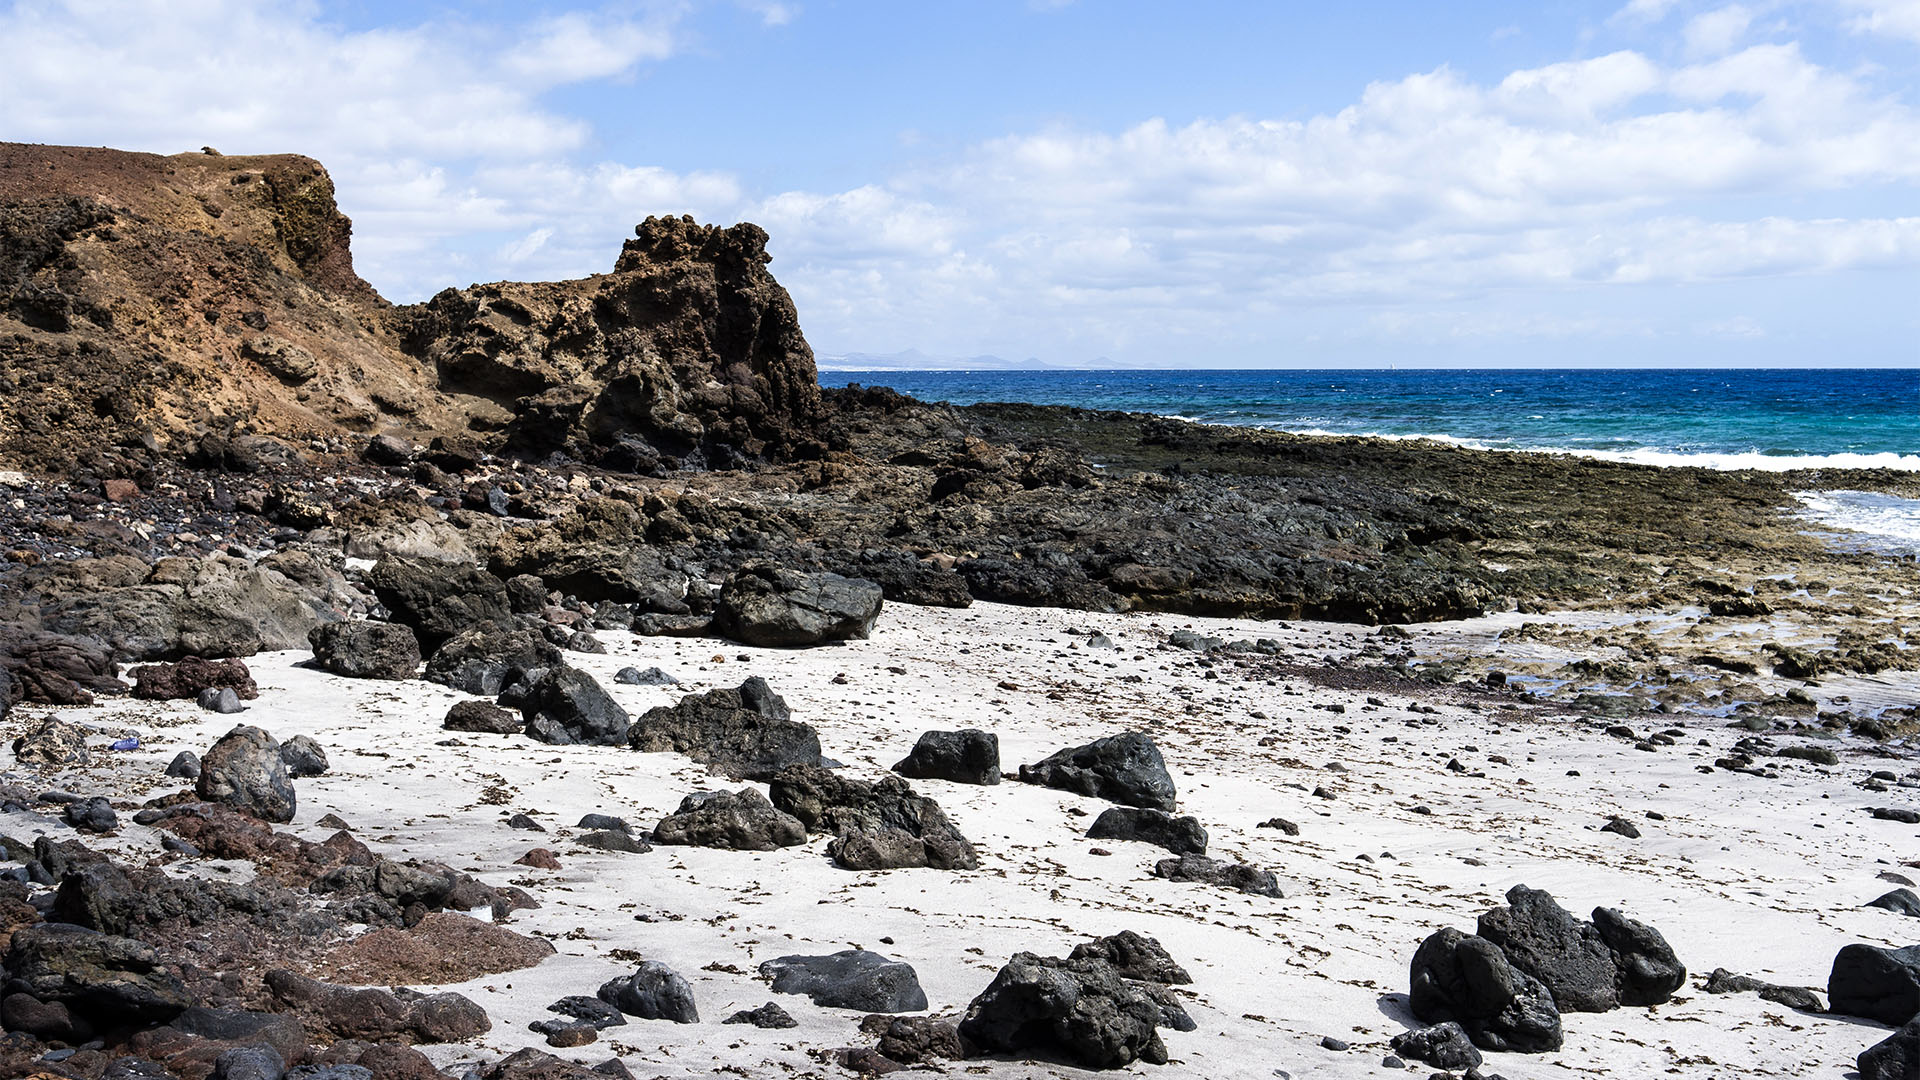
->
{"left": 43, "top": 555, "right": 341, "bottom": 662}
{"left": 442, "top": 700, "right": 522, "bottom": 735}
{"left": 312, "top": 913, "right": 555, "bottom": 985}
{"left": 1590, "top": 904, "right": 1686, "bottom": 1007}
{"left": 367, "top": 557, "right": 513, "bottom": 653}
{"left": 265, "top": 969, "right": 490, "bottom": 1043}
{"left": 13, "top": 717, "right": 93, "bottom": 767}
{"left": 769, "top": 763, "right": 979, "bottom": 870}
{"left": 308, "top": 621, "right": 420, "bottom": 680}
{"left": 516, "top": 664, "right": 629, "bottom": 746}
{"left": 1408, "top": 927, "right": 1564, "bottom": 1053}
{"left": 1830, "top": 943, "right": 1920, "bottom": 1026}
{"left": 422, "top": 625, "right": 560, "bottom": 696}
{"left": 1087, "top": 807, "right": 1207, "bottom": 855}
{"left": 0, "top": 629, "right": 123, "bottom": 706}
{"left": 129, "top": 656, "right": 259, "bottom": 701}
{"left": 1861, "top": 1019, "right": 1920, "bottom": 1080}
{"left": 722, "top": 1002, "right": 796, "bottom": 1028}
{"left": 2, "top": 922, "right": 192, "bottom": 1034}
{"left": 195, "top": 725, "right": 296, "bottom": 823}
{"left": 279, "top": 734, "right": 330, "bottom": 778}
{"left": 629, "top": 677, "right": 821, "bottom": 780}
{"left": 1390, "top": 1022, "right": 1483, "bottom": 1070}
{"left": 397, "top": 215, "right": 824, "bottom": 466}
{"left": 1018, "top": 732, "right": 1177, "bottom": 811}
{"left": 712, "top": 563, "right": 882, "bottom": 647}
{"left": 1477, "top": 885, "right": 1619, "bottom": 1013}
{"left": 651, "top": 789, "right": 806, "bottom": 850}
{"left": 891, "top": 728, "right": 1001, "bottom": 785}
{"left": 596, "top": 961, "right": 699, "bottom": 1024}
{"left": 958, "top": 952, "right": 1171, "bottom": 1069}
{"left": 760, "top": 951, "right": 928, "bottom": 1013}
{"left": 1150, "top": 853, "right": 1280, "bottom": 896}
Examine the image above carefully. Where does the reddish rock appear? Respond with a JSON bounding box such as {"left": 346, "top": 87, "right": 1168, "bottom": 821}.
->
{"left": 129, "top": 657, "right": 259, "bottom": 701}
{"left": 515, "top": 849, "right": 561, "bottom": 870}
{"left": 103, "top": 478, "right": 140, "bottom": 502}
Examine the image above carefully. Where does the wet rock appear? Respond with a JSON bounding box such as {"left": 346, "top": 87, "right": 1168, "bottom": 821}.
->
{"left": 130, "top": 656, "right": 259, "bottom": 701}
{"left": 280, "top": 735, "right": 329, "bottom": 778}
{"left": 1390, "top": 1022, "right": 1483, "bottom": 1070}
{"left": 1477, "top": 885, "right": 1618, "bottom": 1013}
{"left": 1408, "top": 927, "right": 1563, "bottom": 1053}
{"left": 1829, "top": 943, "right": 1920, "bottom": 1025}
{"left": 614, "top": 666, "right": 677, "bottom": 686}
{"left": 1861, "top": 1018, "right": 1920, "bottom": 1080}
{"left": 891, "top": 729, "right": 1001, "bottom": 786}
{"left": 3, "top": 923, "right": 191, "bottom": 1033}
{"left": 165, "top": 751, "right": 202, "bottom": 779}
{"left": 761, "top": 950, "right": 927, "bottom": 1013}
{"left": 1591, "top": 905, "right": 1686, "bottom": 1007}
{"left": 629, "top": 677, "right": 821, "bottom": 780}
{"left": 722, "top": 1002, "right": 796, "bottom": 1028}
{"left": 422, "top": 625, "right": 561, "bottom": 696}
{"left": 769, "top": 763, "right": 978, "bottom": 870}
{"left": 442, "top": 701, "right": 521, "bottom": 735}
{"left": 1151, "top": 853, "right": 1280, "bottom": 897}
{"left": 958, "top": 952, "right": 1170, "bottom": 1069}
{"left": 64, "top": 797, "right": 117, "bottom": 833}
{"left": 596, "top": 961, "right": 699, "bottom": 1023}
{"left": 195, "top": 725, "right": 296, "bottom": 823}
{"left": 367, "top": 556, "right": 513, "bottom": 653}
{"left": 1017, "top": 732, "right": 1177, "bottom": 811}
{"left": 199, "top": 687, "right": 246, "bottom": 714}
{"left": 265, "top": 969, "right": 490, "bottom": 1043}
{"left": 308, "top": 622, "right": 421, "bottom": 680}
{"left": 1087, "top": 807, "right": 1207, "bottom": 855}
{"left": 1870, "top": 889, "right": 1920, "bottom": 917}
{"left": 517, "top": 665, "right": 629, "bottom": 746}
{"left": 713, "top": 563, "right": 884, "bottom": 647}
{"left": 13, "top": 717, "right": 92, "bottom": 767}
{"left": 652, "top": 789, "right": 806, "bottom": 850}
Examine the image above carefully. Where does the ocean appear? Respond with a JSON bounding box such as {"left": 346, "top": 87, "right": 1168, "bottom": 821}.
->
{"left": 819, "top": 367, "right": 1920, "bottom": 554}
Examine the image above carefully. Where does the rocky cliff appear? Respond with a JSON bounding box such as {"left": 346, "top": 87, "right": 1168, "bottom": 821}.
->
{"left": 0, "top": 142, "right": 821, "bottom": 473}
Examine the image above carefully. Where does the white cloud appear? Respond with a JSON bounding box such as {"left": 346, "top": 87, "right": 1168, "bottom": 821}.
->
{"left": 1833, "top": 0, "right": 1920, "bottom": 42}
{"left": 1684, "top": 4, "right": 1754, "bottom": 56}
{"left": 504, "top": 12, "right": 677, "bottom": 86}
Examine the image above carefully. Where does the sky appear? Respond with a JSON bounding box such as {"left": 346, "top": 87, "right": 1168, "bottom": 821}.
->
{"left": 3, "top": 0, "right": 1918, "bottom": 368}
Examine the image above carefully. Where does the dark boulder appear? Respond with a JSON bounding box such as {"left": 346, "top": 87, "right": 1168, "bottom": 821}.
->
{"left": 1389, "top": 1022, "right": 1482, "bottom": 1070}
{"left": 1017, "top": 732, "right": 1176, "bottom": 811}
{"left": 280, "top": 735, "right": 329, "bottom": 778}
{"left": 367, "top": 556, "right": 513, "bottom": 652}
{"left": 443, "top": 701, "right": 522, "bottom": 734}
{"left": 722, "top": 1002, "right": 797, "bottom": 1028}
{"left": 1591, "top": 905, "right": 1686, "bottom": 1006}
{"left": 210, "top": 1045, "right": 286, "bottom": 1080}
{"left": 517, "top": 665, "right": 629, "bottom": 746}
{"left": 1869, "top": 889, "right": 1920, "bottom": 917}
{"left": 1862, "top": 1018, "right": 1920, "bottom": 1080}
{"left": 891, "top": 729, "right": 1000, "bottom": 785}
{"left": 629, "top": 677, "right": 821, "bottom": 780}
{"left": 651, "top": 789, "right": 806, "bottom": 851}
{"left": 1151, "top": 853, "right": 1280, "bottom": 897}
{"left": 1476, "top": 885, "right": 1618, "bottom": 1013}
{"left": 165, "top": 751, "right": 202, "bottom": 779}
{"left": 1067, "top": 931, "right": 1192, "bottom": 985}
{"left": 196, "top": 725, "right": 296, "bottom": 823}
{"left": 820, "top": 548, "right": 973, "bottom": 609}
{"left": 2, "top": 923, "right": 191, "bottom": 1033}
{"left": 1408, "top": 927, "right": 1563, "bottom": 1053}
{"left": 422, "top": 625, "right": 560, "bottom": 696}
{"left": 1830, "top": 943, "right": 1920, "bottom": 1026}
{"left": 596, "top": 961, "right": 698, "bottom": 1023}
{"left": 64, "top": 796, "right": 118, "bottom": 833}
{"left": 308, "top": 622, "right": 420, "bottom": 680}
{"left": 769, "top": 763, "right": 978, "bottom": 870}
{"left": 265, "top": 969, "right": 490, "bottom": 1043}
{"left": 712, "top": 564, "right": 883, "bottom": 647}
{"left": 0, "top": 629, "right": 123, "bottom": 707}
{"left": 958, "top": 952, "right": 1169, "bottom": 1069}
{"left": 1087, "top": 807, "right": 1206, "bottom": 855}
{"left": 760, "top": 950, "right": 928, "bottom": 1013}
{"left": 129, "top": 656, "right": 258, "bottom": 701}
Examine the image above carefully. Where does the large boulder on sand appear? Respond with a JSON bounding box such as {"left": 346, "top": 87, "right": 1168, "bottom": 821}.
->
{"left": 1017, "top": 732, "right": 1177, "bottom": 811}
{"left": 516, "top": 665, "right": 629, "bottom": 746}
{"left": 1862, "top": 1018, "right": 1920, "bottom": 1080}
{"left": 308, "top": 621, "right": 421, "bottom": 680}
{"left": 1088, "top": 807, "right": 1206, "bottom": 855}
{"left": 760, "top": 951, "right": 927, "bottom": 1013}
{"left": 422, "top": 624, "right": 560, "bottom": 695}
{"left": 891, "top": 728, "right": 1000, "bottom": 785}
{"left": 1830, "top": 943, "right": 1920, "bottom": 1026}
{"left": 195, "top": 725, "right": 296, "bottom": 823}
{"left": 367, "top": 556, "right": 513, "bottom": 652}
{"left": 652, "top": 789, "right": 806, "bottom": 851}
{"left": 958, "top": 952, "right": 1170, "bottom": 1069}
{"left": 597, "top": 961, "right": 699, "bottom": 1024}
{"left": 712, "top": 563, "right": 882, "bottom": 647}
{"left": 629, "top": 677, "right": 821, "bottom": 780}
{"left": 769, "top": 763, "right": 977, "bottom": 870}
{"left": 1408, "top": 927, "right": 1564, "bottom": 1053}
{"left": 1477, "top": 885, "right": 1619, "bottom": 1013}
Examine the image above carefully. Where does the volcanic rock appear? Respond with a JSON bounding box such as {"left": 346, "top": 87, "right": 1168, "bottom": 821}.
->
{"left": 651, "top": 789, "right": 806, "bottom": 850}
{"left": 195, "top": 725, "right": 296, "bottom": 823}
{"left": 891, "top": 729, "right": 1000, "bottom": 785}
{"left": 308, "top": 622, "right": 420, "bottom": 680}
{"left": 629, "top": 677, "right": 821, "bottom": 780}
{"left": 769, "top": 763, "right": 978, "bottom": 870}
{"left": 712, "top": 564, "right": 883, "bottom": 647}
{"left": 1018, "top": 732, "right": 1177, "bottom": 811}
{"left": 596, "top": 961, "right": 699, "bottom": 1024}
{"left": 1087, "top": 807, "right": 1207, "bottom": 855}
{"left": 760, "top": 951, "right": 927, "bottom": 1013}
{"left": 1408, "top": 927, "right": 1563, "bottom": 1053}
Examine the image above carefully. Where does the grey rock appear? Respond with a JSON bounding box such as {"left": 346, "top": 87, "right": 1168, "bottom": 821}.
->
{"left": 722, "top": 1002, "right": 797, "bottom": 1028}
{"left": 64, "top": 796, "right": 117, "bottom": 833}
{"left": 1477, "top": 885, "right": 1618, "bottom": 1013}
{"left": 285, "top": 1067, "right": 373, "bottom": 1080}
{"left": 1861, "top": 1018, "right": 1920, "bottom": 1080}
{"left": 1390, "top": 1022, "right": 1483, "bottom": 1070}
{"left": 958, "top": 952, "right": 1170, "bottom": 1069}
{"left": 1018, "top": 732, "right": 1177, "bottom": 811}
{"left": 653, "top": 789, "right": 806, "bottom": 850}
{"left": 15, "top": 717, "right": 92, "bottom": 766}
{"left": 308, "top": 621, "right": 421, "bottom": 680}
{"left": 891, "top": 728, "right": 1001, "bottom": 785}
{"left": 615, "top": 666, "right": 678, "bottom": 686}
{"left": 597, "top": 961, "right": 699, "bottom": 1023}
{"left": 1087, "top": 806, "right": 1207, "bottom": 855}
{"left": 1408, "top": 927, "right": 1563, "bottom": 1053}
{"left": 770, "top": 763, "right": 978, "bottom": 870}
{"left": 1151, "top": 853, "right": 1281, "bottom": 897}
{"left": 546, "top": 995, "right": 627, "bottom": 1028}
{"left": 576, "top": 830, "right": 650, "bottom": 854}
{"left": 367, "top": 556, "right": 514, "bottom": 653}
{"left": 211, "top": 1045, "right": 287, "bottom": 1080}
{"left": 423, "top": 624, "right": 561, "bottom": 696}
{"left": 3, "top": 922, "right": 191, "bottom": 1028}
{"left": 577, "top": 813, "right": 632, "bottom": 833}
{"left": 279, "top": 735, "right": 329, "bottom": 778}
{"left": 165, "top": 751, "right": 201, "bottom": 779}
{"left": 1591, "top": 904, "right": 1686, "bottom": 1007}
{"left": 630, "top": 677, "right": 821, "bottom": 780}
{"left": 443, "top": 700, "right": 522, "bottom": 734}
{"left": 1067, "top": 930, "right": 1192, "bottom": 984}
{"left": 195, "top": 725, "right": 295, "bottom": 823}
{"left": 518, "top": 665, "right": 629, "bottom": 746}
{"left": 713, "top": 563, "right": 884, "bottom": 647}
{"left": 1869, "top": 889, "right": 1920, "bottom": 917}
{"left": 760, "top": 950, "right": 928, "bottom": 1013}
{"left": 198, "top": 686, "right": 246, "bottom": 713}
{"left": 1830, "top": 943, "right": 1920, "bottom": 1025}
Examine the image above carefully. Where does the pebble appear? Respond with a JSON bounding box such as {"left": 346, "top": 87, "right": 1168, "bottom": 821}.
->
{"left": 197, "top": 687, "right": 245, "bottom": 713}
{"left": 1320, "top": 1036, "right": 1349, "bottom": 1051}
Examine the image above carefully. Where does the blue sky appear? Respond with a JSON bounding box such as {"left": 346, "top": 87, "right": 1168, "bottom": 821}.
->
{"left": 4, "top": 0, "right": 1918, "bottom": 367}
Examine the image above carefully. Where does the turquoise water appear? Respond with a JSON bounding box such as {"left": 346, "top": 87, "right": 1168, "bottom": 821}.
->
{"left": 820, "top": 368, "right": 1920, "bottom": 471}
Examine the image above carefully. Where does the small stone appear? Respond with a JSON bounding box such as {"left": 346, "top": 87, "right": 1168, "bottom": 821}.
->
{"left": 615, "top": 666, "right": 679, "bottom": 686}
{"left": 722, "top": 1002, "right": 798, "bottom": 1028}
{"left": 508, "top": 813, "right": 546, "bottom": 832}
{"left": 1321, "top": 1035, "right": 1350, "bottom": 1051}
{"left": 516, "top": 848, "right": 561, "bottom": 870}
{"left": 1601, "top": 816, "right": 1642, "bottom": 838}
{"left": 165, "top": 751, "right": 202, "bottom": 779}
{"left": 64, "top": 796, "right": 118, "bottom": 833}
{"left": 198, "top": 687, "right": 245, "bottom": 714}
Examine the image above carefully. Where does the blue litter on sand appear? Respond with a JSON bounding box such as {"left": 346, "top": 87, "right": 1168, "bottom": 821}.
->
{"left": 109, "top": 736, "right": 139, "bottom": 751}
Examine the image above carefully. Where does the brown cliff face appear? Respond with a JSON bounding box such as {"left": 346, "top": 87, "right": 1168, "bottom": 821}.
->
{"left": 0, "top": 143, "right": 821, "bottom": 473}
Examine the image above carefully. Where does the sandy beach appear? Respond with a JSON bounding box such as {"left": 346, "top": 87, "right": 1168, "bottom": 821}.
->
{"left": 9, "top": 596, "right": 1919, "bottom": 1078}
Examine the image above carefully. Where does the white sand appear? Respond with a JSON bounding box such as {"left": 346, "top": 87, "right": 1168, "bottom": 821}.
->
{"left": 7, "top": 600, "right": 1919, "bottom": 1079}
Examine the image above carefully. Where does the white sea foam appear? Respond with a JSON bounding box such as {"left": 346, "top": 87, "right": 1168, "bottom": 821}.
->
{"left": 1795, "top": 490, "right": 1920, "bottom": 555}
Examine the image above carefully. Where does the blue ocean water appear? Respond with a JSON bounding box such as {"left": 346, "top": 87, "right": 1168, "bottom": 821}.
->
{"left": 820, "top": 368, "right": 1920, "bottom": 471}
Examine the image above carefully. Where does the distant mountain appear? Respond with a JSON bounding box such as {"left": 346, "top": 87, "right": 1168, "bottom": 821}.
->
{"left": 817, "top": 349, "right": 1078, "bottom": 372}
